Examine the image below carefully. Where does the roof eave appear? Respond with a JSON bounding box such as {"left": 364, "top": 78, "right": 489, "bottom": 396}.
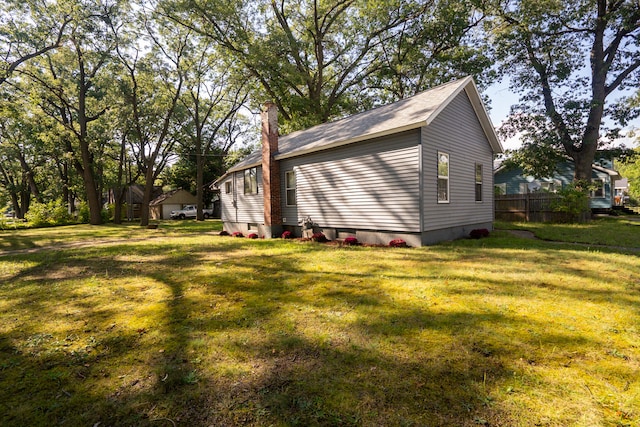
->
{"left": 463, "top": 82, "right": 504, "bottom": 154}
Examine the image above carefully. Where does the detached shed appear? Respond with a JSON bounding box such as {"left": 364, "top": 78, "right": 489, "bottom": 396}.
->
{"left": 149, "top": 189, "right": 197, "bottom": 220}
{"left": 215, "top": 76, "right": 503, "bottom": 246}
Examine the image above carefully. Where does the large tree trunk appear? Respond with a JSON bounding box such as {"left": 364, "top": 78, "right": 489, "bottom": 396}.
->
{"left": 10, "top": 193, "right": 22, "bottom": 219}
{"left": 112, "top": 135, "right": 127, "bottom": 224}
{"left": 139, "top": 165, "right": 155, "bottom": 227}
{"left": 196, "top": 152, "right": 204, "bottom": 221}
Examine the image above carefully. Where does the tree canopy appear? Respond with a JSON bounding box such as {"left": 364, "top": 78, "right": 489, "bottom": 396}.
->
{"left": 2, "top": 0, "right": 638, "bottom": 223}
{"left": 487, "top": 0, "right": 640, "bottom": 181}
{"left": 164, "top": 0, "right": 493, "bottom": 132}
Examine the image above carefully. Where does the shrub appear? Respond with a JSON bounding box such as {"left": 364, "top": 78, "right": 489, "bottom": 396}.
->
{"left": 232, "top": 232, "right": 244, "bottom": 238}
{"left": 25, "top": 202, "right": 50, "bottom": 227}
{"left": 389, "top": 239, "right": 408, "bottom": 248}
{"left": 219, "top": 230, "right": 230, "bottom": 236}
{"left": 343, "top": 236, "right": 359, "bottom": 246}
{"left": 247, "top": 233, "right": 259, "bottom": 239}
{"left": 77, "top": 202, "right": 90, "bottom": 224}
{"left": 101, "top": 208, "right": 111, "bottom": 223}
{"left": 470, "top": 228, "right": 490, "bottom": 239}
{"left": 281, "top": 230, "right": 293, "bottom": 239}
{"left": 311, "top": 232, "right": 328, "bottom": 242}
{"left": 25, "top": 200, "right": 73, "bottom": 227}
{"left": 550, "top": 182, "right": 590, "bottom": 222}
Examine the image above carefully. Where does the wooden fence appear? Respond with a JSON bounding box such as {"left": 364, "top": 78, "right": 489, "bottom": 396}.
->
{"left": 495, "top": 193, "right": 589, "bottom": 222}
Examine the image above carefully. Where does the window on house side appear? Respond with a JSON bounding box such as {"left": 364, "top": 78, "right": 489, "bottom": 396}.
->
{"left": 518, "top": 183, "right": 528, "bottom": 194}
{"left": 475, "top": 163, "right": 483, "bottom": 202}
{"left": 244, "top": 167, "right": 258, "bottom": 194}
{"left": 438, "top": 152, "right": 449, "bottom": 203}
{"left": 540, "top": 180, "right": 561, "bottom": 193}
{"left": 225, "top": 181, "right": 232, "bottom": 194}
{"left": 591, "top": 179, "right": 605, "bottom": 198}
{"left": 285, "top": 170, "right": 296, "bottom": 206}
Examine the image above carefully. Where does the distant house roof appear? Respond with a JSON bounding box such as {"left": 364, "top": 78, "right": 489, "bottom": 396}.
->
{"left": 149, "top": 189, "right": 196, "bottom": 206}
{"left": 615, "top": 178, "right": 628, "bottom": 189}
{"left": 225, "top": 76, "right": 502, "bottom": 176}
{"left": 494, "top": 158, "right": 620, "bottom": 179}
{"left": 123, "top": 184, "right": 163, "bottom": 204}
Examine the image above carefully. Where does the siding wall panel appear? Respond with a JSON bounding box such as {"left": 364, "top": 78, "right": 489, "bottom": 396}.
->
{"left": 220, "top": 170, "right": 264, "bottom": 224}
{"left": 280, "top": 130, "right": 421, "bottom": 231}
{"left": 422, "top": 92, "right": 495, "bottom": 231}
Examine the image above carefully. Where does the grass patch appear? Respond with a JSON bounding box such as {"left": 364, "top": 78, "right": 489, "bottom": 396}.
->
{"left": 0, "top": 220, "right": 639, "bottom": 426}
{"left": 0, "top": 220, "right": 222, "bottom": 252}
{"left": 495, "top": 217, "right": 640, "bottom": 248}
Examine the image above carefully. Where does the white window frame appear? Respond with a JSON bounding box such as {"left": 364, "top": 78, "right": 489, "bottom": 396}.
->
{"left": 437, "top": 152, "right": 449, "bottom": 203}
{"left": 591, "top": 179, "right": 605, "bottom": 198}
{"left": 285, "top": 170, "right": 296, "bottom": 206}
{"left": 518, "top": 183, "right": 529, "bottom": 194}
{"left": 540, "top": 179, "right": 561, "bottom": 193}
{"left": 225, "top": 181, "right": 232, "bottom": 194}
{"left": 244, "top": 167, "right": 258, "bottom": 195}
{"left": 475, "top": 163, "right": 483, "bottom": 202}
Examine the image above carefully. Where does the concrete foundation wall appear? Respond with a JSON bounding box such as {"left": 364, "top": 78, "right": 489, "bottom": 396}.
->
{"left": 224, "top": 221, "right": 493, "bottom": 247}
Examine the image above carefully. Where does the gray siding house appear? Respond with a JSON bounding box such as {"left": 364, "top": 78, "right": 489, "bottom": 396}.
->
{"left": 216, "top": 77, "right": 503, "bottom": 246}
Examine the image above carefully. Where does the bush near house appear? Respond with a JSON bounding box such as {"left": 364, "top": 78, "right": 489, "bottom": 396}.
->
{"left": 389, "top": 238, "right": 408, "bottom": 247}
{"left": 311, "top": 232, "right": 328, "bottom": 242}
{"left": 343, "top": 236, "right": 359, "bottom": 246}
{"left": 469, "top": 228, "right": 490, "bottom": 239}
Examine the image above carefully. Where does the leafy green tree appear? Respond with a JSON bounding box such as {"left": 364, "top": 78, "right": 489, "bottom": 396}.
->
{"left": 618, "top": 144, "right": 640, "bottom": 203}
{"left": 176, "top": 34, "right": 252, "bottom": 220}
{"left": 111, "top": 5, "right": 188, "bottom": 226}
{"left": 0, "top": 0, "right": 71, "bottom": 85}
{"left": 18, "top": 0, "right": 122, "bottom": 224}
{"left": 487, "top": 0, "right": 640, "bottom": 182}
{"left": 165, "top": 0, "right": 492, "bottom": 133}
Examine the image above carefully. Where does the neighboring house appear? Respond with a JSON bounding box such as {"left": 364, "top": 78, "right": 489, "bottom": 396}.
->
{"left": 149, "top": 189, "right": 197, "bottom": 220}
{"left": 215, "top": 76, "right": 503, "bottom": 246}
{"left": 106, "top": 184, "right": 163, "bottom": 220}
{"left": 494, "top": 159, "right": 621, "bottom": 211}
{"left": 613, "top": 177, "right": 629, "bottom": 206}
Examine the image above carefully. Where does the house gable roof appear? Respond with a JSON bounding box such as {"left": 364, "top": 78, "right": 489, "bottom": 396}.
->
{"left": 494, "top": 158, "right": 620, "bottom": 180}
{"left": 224, "top": 76, "right": 502, "bottom": 177}
{"left": 149, "top": 189, "right": 195, "bottom": 206}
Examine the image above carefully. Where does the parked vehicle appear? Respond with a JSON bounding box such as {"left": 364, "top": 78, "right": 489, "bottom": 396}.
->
{"left": 170, "top": 205, "right": 213, "bottom": 220}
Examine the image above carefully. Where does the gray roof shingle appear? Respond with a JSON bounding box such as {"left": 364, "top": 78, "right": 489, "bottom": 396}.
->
{"left": 225, "top": 76, "right": 501, "bottom": 176}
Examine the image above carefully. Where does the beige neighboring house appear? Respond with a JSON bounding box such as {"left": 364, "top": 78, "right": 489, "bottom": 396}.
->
{"left": 149, "top": 189, "right": 197, "bottom": 220}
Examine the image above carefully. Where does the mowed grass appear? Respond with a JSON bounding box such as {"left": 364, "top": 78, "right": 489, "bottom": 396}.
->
{"left": 0, "top": 221, "right": 638, "bottom": 426}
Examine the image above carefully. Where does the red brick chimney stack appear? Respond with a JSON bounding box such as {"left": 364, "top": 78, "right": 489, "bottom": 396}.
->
{"left": 261, "top": 102, "right": 282, "bottom": 237}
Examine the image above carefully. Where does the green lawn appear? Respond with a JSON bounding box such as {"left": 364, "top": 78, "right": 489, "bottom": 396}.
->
{"left": 0, "top": 220, "right": 638, "bottom": 426}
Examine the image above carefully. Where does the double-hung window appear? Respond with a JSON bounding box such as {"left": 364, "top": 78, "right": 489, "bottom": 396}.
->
{"left": 438, "top": 152, "right": 449, "bottom": 203}
{"left": 285, "top": 170, "right": 296, "bottom": 206}
{"left": 475, "top": 163, "right": 483, "bottom": 202}
{"left": 244, "top": 167, "right": 258, "bottom": 194}
{"left": 591, "top": 179, "right": 605, "bottom": 198}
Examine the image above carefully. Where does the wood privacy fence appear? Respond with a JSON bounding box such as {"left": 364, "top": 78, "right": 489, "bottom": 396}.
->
{"left": 495, "top": 193, "right": 589, "bottom": 222}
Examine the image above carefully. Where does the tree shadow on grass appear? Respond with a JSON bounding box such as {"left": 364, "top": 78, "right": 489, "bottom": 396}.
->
{"left": 0, "top": 237, "right": 636, "bottom": 426}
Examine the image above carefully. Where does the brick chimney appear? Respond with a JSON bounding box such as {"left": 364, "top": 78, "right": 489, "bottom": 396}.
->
{"left": 261, "top": 102, "right": 282, "bottom": 237}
